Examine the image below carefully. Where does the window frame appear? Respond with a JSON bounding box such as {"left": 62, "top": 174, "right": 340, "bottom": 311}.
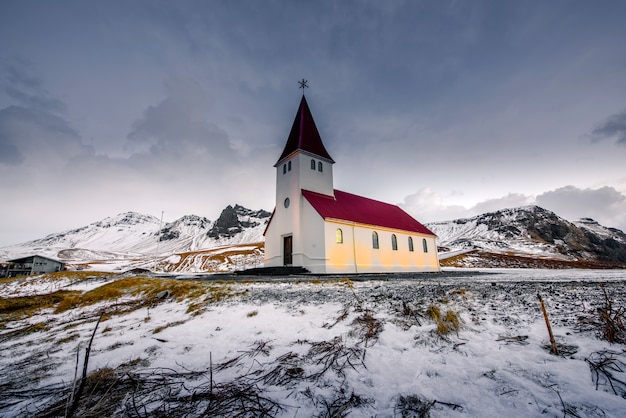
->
{"left": 422, "top": 238, "right": 428, "bottom": 253}
{"left": 391, "top": 234, "right": 398, "bottom": 251}
{"left": 311, "top": 159, "right": 316, "bottom": 170}
{"left": 408, "top": 237, "right": 414, "bottom": 252}
{"left": 336, "top": 228, "right": 343, "bottom": 244}
{"left": 372, "top": 231, "right": 379, "bottom": 249}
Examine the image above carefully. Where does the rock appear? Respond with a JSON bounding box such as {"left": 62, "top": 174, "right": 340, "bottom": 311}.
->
{"left": 156, "top": 290, "right": 171, "bottom": 300}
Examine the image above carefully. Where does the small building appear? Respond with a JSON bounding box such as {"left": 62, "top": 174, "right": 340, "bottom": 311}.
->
{"left": 5, "top": 255, "right": 65, "bottom": 277}
{"left": 264, "top": 95, "right": 440, "bottom": 274}
{"left": 0, "top": 263, "right": 9, "bottom": 278}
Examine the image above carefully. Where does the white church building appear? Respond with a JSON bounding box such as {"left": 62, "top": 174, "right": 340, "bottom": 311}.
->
{"left": 264, "top": 95, "right": 440, "bottom": 274}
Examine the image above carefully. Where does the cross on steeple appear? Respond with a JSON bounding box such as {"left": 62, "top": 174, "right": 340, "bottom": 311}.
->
{"left": 298, "top": 78, "right": 309, "bottom": 91}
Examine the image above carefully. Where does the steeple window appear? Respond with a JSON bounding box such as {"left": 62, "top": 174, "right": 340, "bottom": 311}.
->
{"left": 282, "top": 164, "right": 286, "bottom": 174}
{"left": 288, "top": 161, "right": 292, "bottom": 171}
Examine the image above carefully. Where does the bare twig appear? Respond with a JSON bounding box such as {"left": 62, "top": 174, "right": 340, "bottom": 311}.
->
{"left": 66, "top": 311, "right": 104, "bottom": 418}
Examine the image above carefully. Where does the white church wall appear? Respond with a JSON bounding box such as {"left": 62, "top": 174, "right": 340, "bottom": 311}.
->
{"left": 264, "top": 156, "right": 303, "bottom": 267}
{"left": 297, "top": 199, "right": 327, "bottom": 273}
{"left": 295, "top": 152, "right": 333, "bottom": 197}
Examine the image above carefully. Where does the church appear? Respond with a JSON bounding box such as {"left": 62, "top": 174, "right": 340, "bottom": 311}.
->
{"left": 264, "top": 94, "right": 440, "bottom": 274}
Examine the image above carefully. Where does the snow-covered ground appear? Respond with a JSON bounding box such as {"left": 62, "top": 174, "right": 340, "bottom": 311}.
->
{"left": 1, "top": 269, "right": 626, "bottom": 417}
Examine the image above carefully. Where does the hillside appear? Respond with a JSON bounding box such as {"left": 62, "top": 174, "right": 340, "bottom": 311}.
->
{"left": 428, "top": 206, "right": 626, "bottom": 269}
{"left": 0, "top": 205, "right": 270, "bottom": 273}
{"left": 2, "top": 205, "right": 625, "bottom": 272}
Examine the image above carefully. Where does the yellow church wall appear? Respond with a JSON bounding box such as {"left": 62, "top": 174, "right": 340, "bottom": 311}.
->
{"left": 323, "top": 220, "right": 440, "bottom": 274}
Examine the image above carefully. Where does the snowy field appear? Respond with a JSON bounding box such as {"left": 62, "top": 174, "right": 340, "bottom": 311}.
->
{"left": 1, "top": 268, "right": 626, "bottom": 417}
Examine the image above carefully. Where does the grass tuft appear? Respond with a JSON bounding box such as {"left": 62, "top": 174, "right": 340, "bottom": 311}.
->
{"left": 427, "top": 304, "right": 462, "bottom": 336}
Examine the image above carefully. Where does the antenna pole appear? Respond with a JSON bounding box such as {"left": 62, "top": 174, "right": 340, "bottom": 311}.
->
{"left": 154, "top": 211, "right": 164, "bottom": 271}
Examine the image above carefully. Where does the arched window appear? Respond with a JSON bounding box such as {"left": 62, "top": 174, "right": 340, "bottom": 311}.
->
{"left": 391, "top": 234, "right": 398, "bottom": 251}
{"left": 282, "top": 164, "right": 286, "bottom": 174}
{"left": 318, "top": 161, "right": 323, "bottom": 172}
{"left": 311, "top": 159, "right": 316, "bottom": 169}
{"left": 336, "top": 228, "right": 343, "bottom": 243}
{"left": 408, "top": 237, "right": 414, "bottom": 252}
{"left": 288, "top": 161, "right": 292, "bottom": 171}
{"left": 423, "top": 238, "right": 428, "bottom": 253}
{"left": 372, "top": 231, "right": 379, "bottom": 249}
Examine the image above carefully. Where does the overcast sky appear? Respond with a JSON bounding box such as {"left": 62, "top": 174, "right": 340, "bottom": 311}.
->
{"left": 1, "top": 0, "right": 626, "bottom": 247}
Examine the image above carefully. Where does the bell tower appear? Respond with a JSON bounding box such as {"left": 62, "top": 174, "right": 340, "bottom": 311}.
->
{"left": 265, "top": 92, "right": 335, "bottom": 267}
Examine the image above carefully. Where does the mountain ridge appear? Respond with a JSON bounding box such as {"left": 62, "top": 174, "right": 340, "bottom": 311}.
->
{"left": 429, "top": 205, "right": 626, "bottom": 268}
{"left": 2, "top": 205, "right": 625, "bottom": 271}
{"left": 0, "top": 206, "right": 271, "bottom": 272}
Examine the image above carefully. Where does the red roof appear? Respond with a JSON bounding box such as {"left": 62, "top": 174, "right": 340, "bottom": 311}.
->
{"left": 275, "top": 95, "right": 334, "bottom": 165}
{"left": 302, "top": 189, "right": 436, "bottom": 236}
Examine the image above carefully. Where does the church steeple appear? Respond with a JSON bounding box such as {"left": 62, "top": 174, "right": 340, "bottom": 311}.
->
{"left": 275, "top": 95, "right": 334, "bottom": 166}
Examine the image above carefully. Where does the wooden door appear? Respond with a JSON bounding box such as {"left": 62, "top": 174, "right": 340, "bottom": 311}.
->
{"left": 283, "top": 236, "right": 293, "bottom": 265}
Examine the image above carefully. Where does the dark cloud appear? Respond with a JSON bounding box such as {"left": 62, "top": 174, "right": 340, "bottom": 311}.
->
{"left": 0, "top": 106, "right": 92, "bottom": 166}
{"left": 590, "top": 109, "right": 626, "bottom": 146}
{"left": 0, "top": 59, "right": 66, "bottom": 113}
{"left": 127, "top": 78, "right": 232, "bottom": 159}
{"left": 0, "top": 59, "right": 87, "bottom": 167}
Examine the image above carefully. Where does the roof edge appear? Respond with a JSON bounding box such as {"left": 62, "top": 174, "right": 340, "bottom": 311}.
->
{"left": 323, "top": 217, "right": 437, "bottom": 237}
{"left": 274, "top": 149, "right": 335, "bottom": 167}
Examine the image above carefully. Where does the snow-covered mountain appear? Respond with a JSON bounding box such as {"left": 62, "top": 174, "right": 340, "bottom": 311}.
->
{"left": 0, "top": 205, "right": 270, "bottom": 271}
{"left": 427, "top": 205, "right": 626, "bottom": 267}
{"left": 3, "top": 204, "right": 624, "bottom": 271}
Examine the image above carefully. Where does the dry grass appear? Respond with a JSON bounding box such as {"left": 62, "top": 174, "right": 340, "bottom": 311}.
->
{"left": 153, "top": 320, "right": 187, "bottom": 334}
{"left": 46, "top": 271, "right": 116, "bottom": 280}
{"left": 2, "top": 275, "right": 240, "bottom": 327}
{"left": 441, "top": 250, "right": 626, "bottom": 269}
{"left": 586, "top": 350, "right": 626, "bottom": 398}
{"left": 54, "top": 277, "right": 213, "bottom": 314}
{"left": 0, "top": 290, "right": 80, "bottom": 321}
{"left": 351, "top": 312, "right": 383, "bottom": 343}
{"left": 426, "top": 305, "right": 462, "bottom": 336}
{"left": 578, "top": 285, "right": 626, "bottom": 344}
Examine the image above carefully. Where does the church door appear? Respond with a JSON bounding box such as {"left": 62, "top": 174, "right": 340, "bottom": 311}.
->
{"left": 283, "top": 236, "right": 293, "bottom": 265}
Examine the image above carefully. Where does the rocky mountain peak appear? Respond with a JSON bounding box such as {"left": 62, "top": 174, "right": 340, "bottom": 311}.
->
{"left": 428, "top": 205, "right": 626, "bottom": 264}
{"left": 158, "top": 215, "right": 212, "bottom": 242}
{"left": 96, "top": 212, "right": 160, "bottom": 228}
{"left": 207, "top": 204, "right": 270, "bottom": 239}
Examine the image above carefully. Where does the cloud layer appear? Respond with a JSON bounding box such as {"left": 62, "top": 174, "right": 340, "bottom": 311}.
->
{"left": 1, "top": 1, "right": 626, "bottom": 247}
{"left": 401, "top": 185, "right": 626, "bottom": 233}
{"left": 590, "top": 109, "right": 626, "bottom": 146}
